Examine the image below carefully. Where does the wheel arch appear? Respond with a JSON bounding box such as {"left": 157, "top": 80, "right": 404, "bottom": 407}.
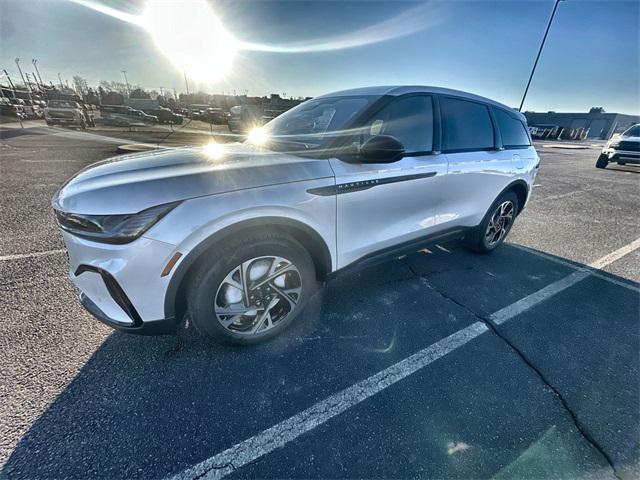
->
{"left": 164, "top": 217, "right": 332, "bottom": 320}
{"left": 501, "top": 179, "right": 529, "bottom": 215}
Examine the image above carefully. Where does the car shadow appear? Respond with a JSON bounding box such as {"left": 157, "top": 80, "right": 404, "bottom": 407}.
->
{"left": 603, "top": 164, "right": 640, "bottom": 174}
{"left": 0, "top": 127, "right": 49, "bottom": 140}
{"left": 2, "top": 243, "right": 638, "bottom": 479}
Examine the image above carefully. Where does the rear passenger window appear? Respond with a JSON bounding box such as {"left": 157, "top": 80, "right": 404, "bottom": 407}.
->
{"left": 441, "top": 97, "right": 494, "bottom": 151}
{"left": 363, "top": 96, "right": 434, "bottom": 153}
{"left": 494, "top": 109, "right": 531, "bottom": 148}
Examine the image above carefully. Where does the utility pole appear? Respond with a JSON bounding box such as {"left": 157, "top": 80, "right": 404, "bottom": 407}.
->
{"left": 15, "top": 58, "right": 34, "bottom": 102}
{"left": 183, "top": 71, "right": 190, "bottom": 95}
{"left": 519, "top": 0, "right": 564, "bottom": 112}
{"left": 58, "top": 73, "right": 63, "bottom": 90}
{"left": 121, "top": 70, "right": 131, "bottom": 96}
{"left": 32, "top": 59, "right": 44, "bottom": 85}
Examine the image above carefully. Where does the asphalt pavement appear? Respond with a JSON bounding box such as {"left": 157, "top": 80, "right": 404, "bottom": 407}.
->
{"left": 0, "top": 123, "right": 638, "bottom": 479}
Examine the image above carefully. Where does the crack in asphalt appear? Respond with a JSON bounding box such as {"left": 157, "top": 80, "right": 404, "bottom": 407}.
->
{"left": 398, "top": 259, "right": 623, "bottom": 480}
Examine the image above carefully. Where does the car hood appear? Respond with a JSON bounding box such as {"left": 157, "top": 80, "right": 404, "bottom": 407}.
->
{"left": 52, "top": 143, "right": 334, "bottom": 214}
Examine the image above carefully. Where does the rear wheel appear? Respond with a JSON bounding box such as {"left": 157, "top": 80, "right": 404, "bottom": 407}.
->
{"left": 466, "top": 191, "right": 519, "bottom": 253}
{"left": 596, "top": 153, "right": 609, "bottom": 169}
{"left": 187, "top": 232, "right": 319, "bottom": 345}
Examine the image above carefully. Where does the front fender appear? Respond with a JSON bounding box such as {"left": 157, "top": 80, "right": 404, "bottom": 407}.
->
{"left": 142, "top": 180, "right": 337, "bottom": 319}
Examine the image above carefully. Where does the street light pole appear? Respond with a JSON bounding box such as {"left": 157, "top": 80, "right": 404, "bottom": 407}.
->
{"left": 519, "top": 0, "right": 563, "bottom": 112}
{"left": 3, "top": 69, "right": 18, "bottom": 97}
{"left": 183, "top": 71, "right": 190, "bottom": 96}
{"left": 32, "top": 59, "right": 44, "bottom": 86}
{"left": 15, "top": 58, "right": 34, "bottom": 102}
{"left": 121, "top": 70, "right": 131, "bottom": 95}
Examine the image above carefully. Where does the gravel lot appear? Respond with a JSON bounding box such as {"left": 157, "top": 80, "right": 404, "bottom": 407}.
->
{"left": 1, "top": 123, "right": 638, "bottom": 480}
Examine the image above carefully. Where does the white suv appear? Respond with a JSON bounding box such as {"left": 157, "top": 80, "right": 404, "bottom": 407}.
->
{"left": 52, "top": 86, "right": 539, "bottom": 344}
{"left": 596, "top": 124, "right": 640, "bottom": 168}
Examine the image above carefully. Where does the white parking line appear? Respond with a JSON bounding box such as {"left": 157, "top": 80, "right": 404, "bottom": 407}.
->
{"left": 589, "top": 238, "right": 640, "bottom": 269}
{"left": 170, "top": 322, "right": 489, "bottom": 480}
{"left": 0, "top": 249, "right": 65, "bottom": 262}
{"left": 171, "top": 238, "right": 640, "bottom": 480}
{"left": 491, "top": 238, "right": 640, "bottom": 324}
{"left": 511, "top": 244, "right": 640, "bottom": 293}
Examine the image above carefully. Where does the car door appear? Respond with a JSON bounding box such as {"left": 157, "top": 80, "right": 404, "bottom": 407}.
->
{"left": 438, "top": 96, "right": 514, "bottom": 228}
{"left": 329, "top": 94, "right": 449, "bottom": 269}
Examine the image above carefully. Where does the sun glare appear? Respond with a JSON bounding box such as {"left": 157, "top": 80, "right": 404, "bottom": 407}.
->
{"left": 142, "top": 0, "right": 237, "bottom": 83}
{"left": 247, "top": 128, "right": 269, "bottom": 146}
{"left": 203, "top": 141, "right": 225, "bottom": 159}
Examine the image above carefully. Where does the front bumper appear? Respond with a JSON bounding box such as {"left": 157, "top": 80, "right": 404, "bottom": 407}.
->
{"left": 603, "top": 148, "right": 640, "bottom": 161}
{"left": 61, "top": 230, "right": 181, "bottom": 335}
{"left": 80, "top": 292, "right": 176, "bottom": 335}
{"left": 47, "top": 117, "right": 83, "bottom": 126}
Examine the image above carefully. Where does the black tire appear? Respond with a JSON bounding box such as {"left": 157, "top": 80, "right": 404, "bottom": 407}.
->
{"left": 596, "top": 153, "right": 609, "bottom": 169}
{"left": 187, "top": 231, "right": 319, "bottom": 345}
{"left": 465, "top": 191, "right": 519, "bottom": 254}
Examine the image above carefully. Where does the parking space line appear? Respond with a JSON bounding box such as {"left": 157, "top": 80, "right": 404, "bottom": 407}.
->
{"left": 491, "top": 238, "right": 640, "bottom": 324}
{"left": 511, "top": 244, "right": 640, "bottom": 293}
{"left": 589, "top": 238, "right": 640, "bottom": 269}
{"left": 0, "top": 249, "right": 65, "bottom": 262}
{"left": 170, "top": 322, "right": 489, "bottom": 480}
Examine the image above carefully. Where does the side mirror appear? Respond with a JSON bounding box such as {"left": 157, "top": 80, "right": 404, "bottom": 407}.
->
{"left": 360, "top": 135, "right": 405, "bottom": 163}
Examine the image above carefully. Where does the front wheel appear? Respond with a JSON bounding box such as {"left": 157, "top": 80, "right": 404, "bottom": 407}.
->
{"left": 187, "top": 232, "right": 319, "bottom": 345}
{"left": 596, "top": 153, "right": 609, "bottom": 169}
{"left": 466, "top": 191, "right": 519, "bottom": 254}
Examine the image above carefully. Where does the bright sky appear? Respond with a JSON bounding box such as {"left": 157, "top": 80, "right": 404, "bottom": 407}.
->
{"left": 1, "top": 0, "right": 638, "bottom": 114}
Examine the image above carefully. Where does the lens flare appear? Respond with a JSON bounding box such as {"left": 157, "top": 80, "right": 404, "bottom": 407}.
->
{"left": 66, "top": 0, "right": 446, "bottom": 83}
{"left": 141, "top": 0, "right": 237, "bottom": 83}
{"left": 247, "top": 128, "right": 268, "bottom": 146}
{"left": 203, "top": 141, "right": 225, "bottom": 159}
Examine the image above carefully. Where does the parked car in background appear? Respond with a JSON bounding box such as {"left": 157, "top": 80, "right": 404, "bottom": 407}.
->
{"left": 0, "top": 97, "right": 25, "bottom": 118}
{"left": 205, "top": 107, "right": 228, "bottom": 125}
{"left": 52, "top": 85, "right": 538, "bottom": 344}
{"left": 188, "top": 104, "right": 210, "bottom": 120}
{"left": 100, "top": 105, "right": 158, "bottom": 126}
{"left": 22, "top": 99, "right": 43, "bottom": 119}
{"left": 228, "top": 105, "right": 263, "bottom": 133}
{"left": 147, "top": 107, "right": 184, "bottom": 125}
{"left": 596, "top": 124, "right": 640, "bottom": 168}
{"left": 45, "top": 100, "right": 88, "bottom": 128}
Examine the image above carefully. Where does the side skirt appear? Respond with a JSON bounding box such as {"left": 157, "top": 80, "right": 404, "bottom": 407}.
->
{"left": 326, "top": 227, "right": 470, "bottom": 280}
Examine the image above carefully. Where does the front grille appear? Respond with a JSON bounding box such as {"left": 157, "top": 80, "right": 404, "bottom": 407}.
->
{"left": 618, "top": 141, "right": 640, "bottom": 152}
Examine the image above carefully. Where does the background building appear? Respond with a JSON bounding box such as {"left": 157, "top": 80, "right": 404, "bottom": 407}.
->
{"left": 524, "top": 108, "right": 639, "bottom": 140}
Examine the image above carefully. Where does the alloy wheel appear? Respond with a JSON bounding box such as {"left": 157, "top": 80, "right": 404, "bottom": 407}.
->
{"left": 214, "top": 256, "right": 302, "bottom": 336}
{"left": 485, "top": 200, "right": 515, "bottom": 247}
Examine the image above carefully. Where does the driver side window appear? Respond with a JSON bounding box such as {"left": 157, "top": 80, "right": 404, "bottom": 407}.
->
{"left": 362, "top": 96, "right": 434, "bottom": 153}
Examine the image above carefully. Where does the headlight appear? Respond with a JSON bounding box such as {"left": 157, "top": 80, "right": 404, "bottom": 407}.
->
{"left": 55, "top": 202, "right": 179, "bottom": 244}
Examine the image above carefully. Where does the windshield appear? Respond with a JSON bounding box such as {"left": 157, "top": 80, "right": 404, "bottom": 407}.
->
{"left": 49, "top": 101, "right": 79, "bottom": 109}
{"left": 260, "top": 96, "right": 375, "bottom": 151}
{"left": 622, "top": 125, "right": 640, "bottom": 137}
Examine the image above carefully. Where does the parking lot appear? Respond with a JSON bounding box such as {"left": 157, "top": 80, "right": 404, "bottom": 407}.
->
{"left": 1, "top": 124, "right": 638, "bottom": 479}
